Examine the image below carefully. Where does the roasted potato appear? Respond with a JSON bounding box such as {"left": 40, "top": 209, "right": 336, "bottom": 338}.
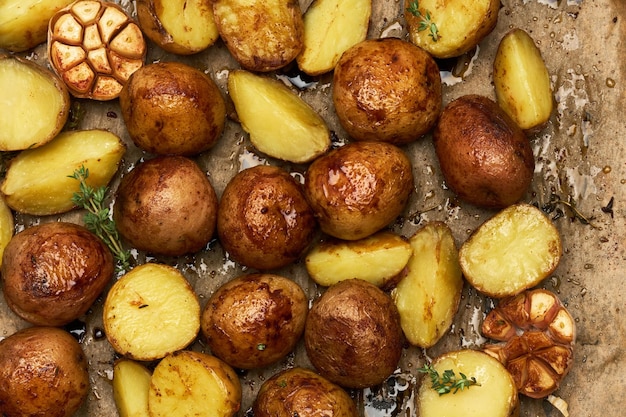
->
{"left": 406, "top": 0, "right": 499, "bottom": 59}
{"left": 304, "top": 141, "right": 414, "bottom": 240}
{"left": 333, "top": 38, "right": 442, "bottom": 145}
{"left": 296, "top": 0, "right": 371, "bottom": 75}
{"left": 2, "top": 222, "right": 114, "bottom": 327}
{"left": 418, "top": 350, "right": 519, "bottom": 417}
{"left": 0, "top": 326, "right": 90, "bottom": 417}
{"left": 0, "top": 196, "right": 14, "bottom": 268}
{"left": 305, "top": 231, "right": 413, "bottom": 288}
{"left": 212, "top": 0, "right": 303, "bottom": 72}
{"left": 103, "top": 263, "right": 201, "bottom": 361}
{"left": 113, "top": 359, "right": 152, "bottom": 417}
{"left": 459, "top": 203, "right": 562, "bottom": 298}
{"left": 114, "top": 156, "right": 218, "bottom": 257}
{"left": 0, "top": 54, "right": 70, "bottom": 151}
{"left": 228, "top": 70, "right": 331, "bottom": 163}
{"left": 120, "top": 61, "right": 226, "bottom": 156}
{"left": 253, "top": 367, "right": 359, "bottom": 417}
{"left": 494, "top": 28, "right": 554, "bottom": 132}
{"left": 433, "top": 95, "right": 535, "bottom": 209}
{"left": 47, "top": 0, "right": 146, "bottom": 100}
{"left": 137, "top": 0, "right": 219, "bottom": 55}
{"left": 201, "top": 273, "right": 308, "bottom": 369}
{"left": 304, "top": 279, "right": 404, "bottom": 388}
{"left": 148, "top": 350, "right": 242, "bottom": 417}
{"left": 217, "top": 165, "right": 317, "bottom": 270}
{"left": 391, "top": 222, "right": 463, "bottom": 348}
{"left": 1, "top": 129, "right": 126, "bottom": 216}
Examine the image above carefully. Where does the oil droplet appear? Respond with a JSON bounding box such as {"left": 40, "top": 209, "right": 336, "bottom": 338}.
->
{"left": 603, "top": 165, "right": 612, "bottom": 174}
{"left": 606, "top": 78, "right": 616, "bottom": 88}
{"left": 64, "top": 319, "right": 87, "bottom": 343}
{"left": 584, "top": 263, "right": 594, "bottom": 269}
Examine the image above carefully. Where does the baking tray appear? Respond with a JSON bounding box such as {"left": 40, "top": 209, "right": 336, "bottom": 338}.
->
{"left": 1, "top": 0, "right": 625, "bottom": 416}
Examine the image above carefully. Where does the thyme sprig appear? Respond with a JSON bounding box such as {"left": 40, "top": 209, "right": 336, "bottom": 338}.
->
{"left": 70, "top": 166, "right": 131, "bottom": 273}
{"left": 406, "top": 1, "right": 440, "bottom": 42}
{"left": 418, "top": 363, "right": 480, "bottom": 395}
{"left": 540, "top": 193, "right": 598, "bottom": 228}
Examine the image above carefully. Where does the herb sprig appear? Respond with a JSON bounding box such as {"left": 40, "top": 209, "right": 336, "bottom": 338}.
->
{"left": 418, "top": 363, "right": 480, "bottom": 395}
{"left": 406, "top": 1, "right": 440, "bottom": 42}
{"left": 70, "top": 166, "right": 131, "bottom": 273}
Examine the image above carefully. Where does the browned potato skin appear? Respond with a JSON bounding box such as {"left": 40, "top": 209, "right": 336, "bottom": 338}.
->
{"left": 114, "top": 156, "right": 218, "bottom": 257}
{"left": 201, "top": 273, "right": 308, "bottom": 369}
{"left": 304, "top": 141, "right": 414, "bottom": 240}
{"left": 119, "top": 61, "right": 226, "bottom": 156}
{"left": 0, "top": 326, "right": 90, "bottom": 417}
{"left": 253, "top": 367, "right": 359, "bottom": 417}
{"left": 333, "top": 38, "right": 442, "bottom": 145}
{"left": 217, "top": 165, "right": 317, "bottom": 270}
{"left": 1, "top": 222, "right": 114, "bottom": 326}
{"left": 433, "top": 95, "right": 534, "bottom": 209}
{"left": 304, "top": 279, "right": 404, "bottom": 388}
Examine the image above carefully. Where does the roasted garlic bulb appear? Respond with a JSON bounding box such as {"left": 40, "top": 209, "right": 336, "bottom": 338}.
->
{"left": 482, "top": 288, "right": 575, "bottom": 399}
{"left": 47, "top": 0, "right": 146, "bottom": 100}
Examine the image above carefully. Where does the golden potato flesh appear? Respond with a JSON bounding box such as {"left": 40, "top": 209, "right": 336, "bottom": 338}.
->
{"left": 201, "top": 273, "right": 308, "bottom": 370}
{"left": 113, "top": 359, "right": 152, "bottom": 417}
{"left": 0, "top": 55, "right": 70, "bottom": 151}
{"left": 304, "top": 141, "right": 414, "bottom": 241}
{"left": 253, "top": 368, "right": 359, "bottom": 417}
{"left": 47, "top": 0, "right": 147, "bottom": 100}
{"left": 494, "top": 28, "right": 554, "bottom": 132}
{"left": 120, "top": 61, "right": 226, "bottom": 156}
{"left": 406, "top": 0, "right": 500, "bottom": 59}
{"left": 333, "top": 38, "right": 442, "bottom": 145}
{"left": 0, "top": 326, "right": 90, "bottom": 417}
{"left": 137, "top": 0, "right": 219, "bottom": 55}
{"left": 212, "top": 0, "right": 303, "bottom": 72}
{"left": 0, "top": 196, "right": 13, "bottom": 269}
{"left": 459, "top": 203, "right": 562, "bottom": 298}
{"left": 433, "top": 94, "right": 535, "bottom": 209}
{"left": 2, "top": 222, "right": 114, "bottom": 326}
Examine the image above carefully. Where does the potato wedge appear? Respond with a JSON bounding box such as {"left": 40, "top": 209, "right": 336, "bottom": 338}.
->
{"left": 391, "top": 222, "right": 463, "bottom": 348}
{"left": 148, "top": 351, "right": 242, "bottom": 417}
{"left": 212, "top": 0, "right": 303, "bottom": 72}
{"left": 494, "top": 28, "right": 554, "bottom": 132}
{"left": 228, "top": 70, "right": 330, "bottom": 163}
{"left": 0, "top": 0, "right": 74, "bottom": 52}
{"left": 103, "top": 263, "right": 201, "bottom": 361}
{"left": 0, "top": 129, "right": 125, "bottom": 216}
{"left": 137, "top": 0, "right": 219, "bottom": 55}
{"left": 305, "top": 231, "right": 412, "bottom": 288}
{"left": 113, "top": 359, "right": 152, "bottom": 417}
{"left": 459, "top": 203, "right": 562, "bottom": 298}
{"left": 0, "top": 55, "right": 70, "bottom": 151}
{"left": 0, "top": 196, "right": 13, "bottom": 269}
{"left": 418, "top": 350, "right": 519, "bottom": 417}
{"left": 406, "top": 0, "right": 499, "bottom": 59}
{"left": 296, "top": 0, "right": 371, "bottom": 75}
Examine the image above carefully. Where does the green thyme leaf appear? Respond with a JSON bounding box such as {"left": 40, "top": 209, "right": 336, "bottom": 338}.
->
{"left": 418, "top": 363, "right": 480, "bottom": 395}
{"left": 406, "top": 1, "right": 440, "bottom": 42}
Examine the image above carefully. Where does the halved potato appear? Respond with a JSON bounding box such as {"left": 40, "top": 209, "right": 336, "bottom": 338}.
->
{"left": 494, "top": 28, "right": 554, "bottom": 132}
{"left": 137, "top": 0, "right": 219, "bottom": 55}
{"left": 305, "top": 231, "right": 412, "bottom": 288}
{"left": 113, "top": 359, "right": 152, "bottom": 417}
{"left": 0, "top": 196, "right": 13, "bottom": 269}
{"left": 406, "top": 0, "right": 499, "bottom": 59}
{"left": 103, "top": 263, "right": 201, "bottom": 361}
{"left": 228, "top": 70, "right": 330, "bottom": 163}
{"left": 391, "top": 222, "right": 463, "bottom": 348}
{"left": 0, "top": 55, "right": 70, "bottom": 151}
{"left": 0, "top": 129, "right": 125, "bottom": 216}
{"left": 148, "top": 351, "right": 241, "bottom": 417}
{"left": 459, "top": 203, "right": 562, "bottom": 298}
{"left": 296, "top": 0, "right": 371, "bottom": 75}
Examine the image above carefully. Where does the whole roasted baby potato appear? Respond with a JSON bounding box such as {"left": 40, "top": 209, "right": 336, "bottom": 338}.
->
{"left": 217, "top": 165, "right": 317, "bottom": 270}
{"left": 433, "top": 95, "right": 534, "bottom": 209}
{"left": 333, "top": 38, "right": 442, "bottom": 145}
{"left": 201, "top": 273, "right": 308, "bottom": 369}
{"left": 304, "top": 141, "right": 414, "bottom": 240}
{"left": 114, "top": 156, "right": 218, "bottom": 257}
{"left": 253, "top": 367, "right": 359, "bottom": 417}
{"left": 2, "top": 222, "right": 114, "bottom": 326}
{"left": 304, "top": 279, "right": 404, "bottom": 388}
{"left": 0, "top": 326, "right": 90, "bottom": 417}
{"left": 119, "top": 61, "right": 226, "bottom": 156}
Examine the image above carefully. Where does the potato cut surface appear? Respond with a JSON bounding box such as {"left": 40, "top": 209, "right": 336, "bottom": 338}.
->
{"left": 113, "top": 359, "right": 152, "bottom": 417}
